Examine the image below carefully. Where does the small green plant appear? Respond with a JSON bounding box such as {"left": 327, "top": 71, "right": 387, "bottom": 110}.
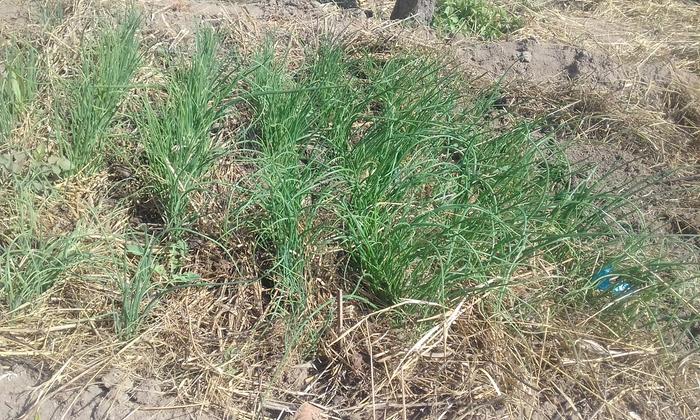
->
{"left": 1, "top": 234, "right": 83, "bottom": 310}
{"left": 0, "top": 151, "right": 28, "bottom": 174}
{"left": 433, "top": 0, "right": 521, "bottom": 39}
{"left": 0, "top": 187, "right": 85, "bottom": 310}
{"left": 1, "top": 148, "right": 73, "bottom": 177}
{"left": 139, "top": 28, "right": 244, "bottom": 235}
{"left": 239, "top": 46, "right": 324, "bottom": 312}
{"left": 115, "top": 236, "right": 202, "bottom": 339}
{"left": 57, "top": 12, "right": 141, "bottom": 173}
{"left": 115, "top": 237, "right": 157, "bottom": 339}
{"left": 39, "top": 0, "right": 69, "bottom": 27}
{"left": 0, "top": 146, "right": 75, "bottom": 196}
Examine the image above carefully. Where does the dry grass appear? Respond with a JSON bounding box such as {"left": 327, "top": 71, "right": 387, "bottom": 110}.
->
{"left": 509, "top": 0, "right": 700, "bottom": 162}
{"left": 517, "top": 0, "right": 700, "bottom": 75}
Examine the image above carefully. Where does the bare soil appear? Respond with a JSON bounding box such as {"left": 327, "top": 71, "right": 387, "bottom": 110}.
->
{"left": 456, "top": 37, "right": 697, "bottom": 89}
{"left": 0, "top": 361, "right": 215, "bottom": 419}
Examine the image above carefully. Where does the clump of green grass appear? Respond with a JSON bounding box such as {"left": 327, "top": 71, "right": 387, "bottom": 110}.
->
{"left": 39, "top": 0, "right": 70, "bottom": 28}
{"left": 0, "top": 43, "right": 39, "bottom": 139}
{"left": 237, "top": 46, "right": 333, "bottom": 313}
{"left": 139, "top": 28, "right": 243, "bottom": 235}
{"left": 433, "top": 0, "right": 521, "bottom": 39}
{"left": 0, "top": 185, "right": 85, "bottom": 310}
{"left": 115, "top": 236, "right": 157, "bottom": 339}
{"left": 229, "top": 42, "right": 687, "bottom": 328}
{"left": 1, "top": 233, "right": 83, "bottom": 311}
{"left": 326, "top": 56, "right": 593, "bottom": 305}
{"left": 57, "top": 12, "right": 141, "bottom": 173}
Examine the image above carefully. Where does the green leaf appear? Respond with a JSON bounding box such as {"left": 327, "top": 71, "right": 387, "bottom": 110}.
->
{"left": 154, "top": 264, "right": 167, "bottom": 277}
{"left": 9, "top": 71, "right": 23, "bottom": 104}
{"left": 172, "top": 272, "right": 200, "bottom": 284}
{"left": 56, "top": 157, "right": 72, "bottom": 171}
{"left": 125, "top": 243, "right": 145, "bottom": 256}
{"left": 34, "top": 143, "right": 47, "bottom": 160}
{"left": 31, "top": 180, "right": 44, "bottom": 191}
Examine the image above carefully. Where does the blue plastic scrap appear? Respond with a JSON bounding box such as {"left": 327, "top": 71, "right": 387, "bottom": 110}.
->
{"left": 592, "top": 264, "right": 633, "bottom": 296}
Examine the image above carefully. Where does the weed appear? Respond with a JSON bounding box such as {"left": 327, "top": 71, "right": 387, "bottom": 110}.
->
{"left": 0, "top": 147, "right": 73, "bottom": 190}
{"left": 434, "top": 0, "right": 521, "bottom": 39}
{"left": 115, "top": 236, "right": 157, "bottom": 339}
{"left": 39, "top": 0, "right": 70, "bottom": 27}
{"left": 232, "top": 43, "right": 687, "bottom": 322}
{"left": 116, "top": 236, "right": 202, "bottom": 339}
{"left": 239, "top": 47, "right": 318, "bottom": 312}
{"left": 234, "top": 43, "right": 364, "bottom": 316}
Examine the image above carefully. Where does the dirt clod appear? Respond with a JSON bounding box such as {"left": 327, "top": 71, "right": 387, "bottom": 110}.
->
{"left": 293, "top": 402, "right": 325, "bottom": 420}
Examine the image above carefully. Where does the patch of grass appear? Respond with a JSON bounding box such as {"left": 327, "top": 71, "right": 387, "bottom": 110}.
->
{"left": 56, "top": 12, "right": 141, "bottom": 174}
{"left": 139, "top": 28, "right": 243, "bottom": 235}
{"left": 115, "top": 236, "right": 157, "bottom": 339}
{"left": 236, "top": 46, "right": 334, "bottom": 314}
{"left": 0, "top": 183, "right": 85, "bottom": 311}
{"left": 1, "top": 10, "right": 696, "bottom": 416}
{"left": 434, "top": 0, "right": 521, "bottom": 39}
{"left": 39, "top": 0, "right": 70, "bottom": 28}
{"left": 0, "top": 43, "right": 39, "bottom": 140}
{"left": 231, "top": 42, "right": 687, "bottom": 323}
{"left": 329, "top": 57, "right": 611, "bottom": 306}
